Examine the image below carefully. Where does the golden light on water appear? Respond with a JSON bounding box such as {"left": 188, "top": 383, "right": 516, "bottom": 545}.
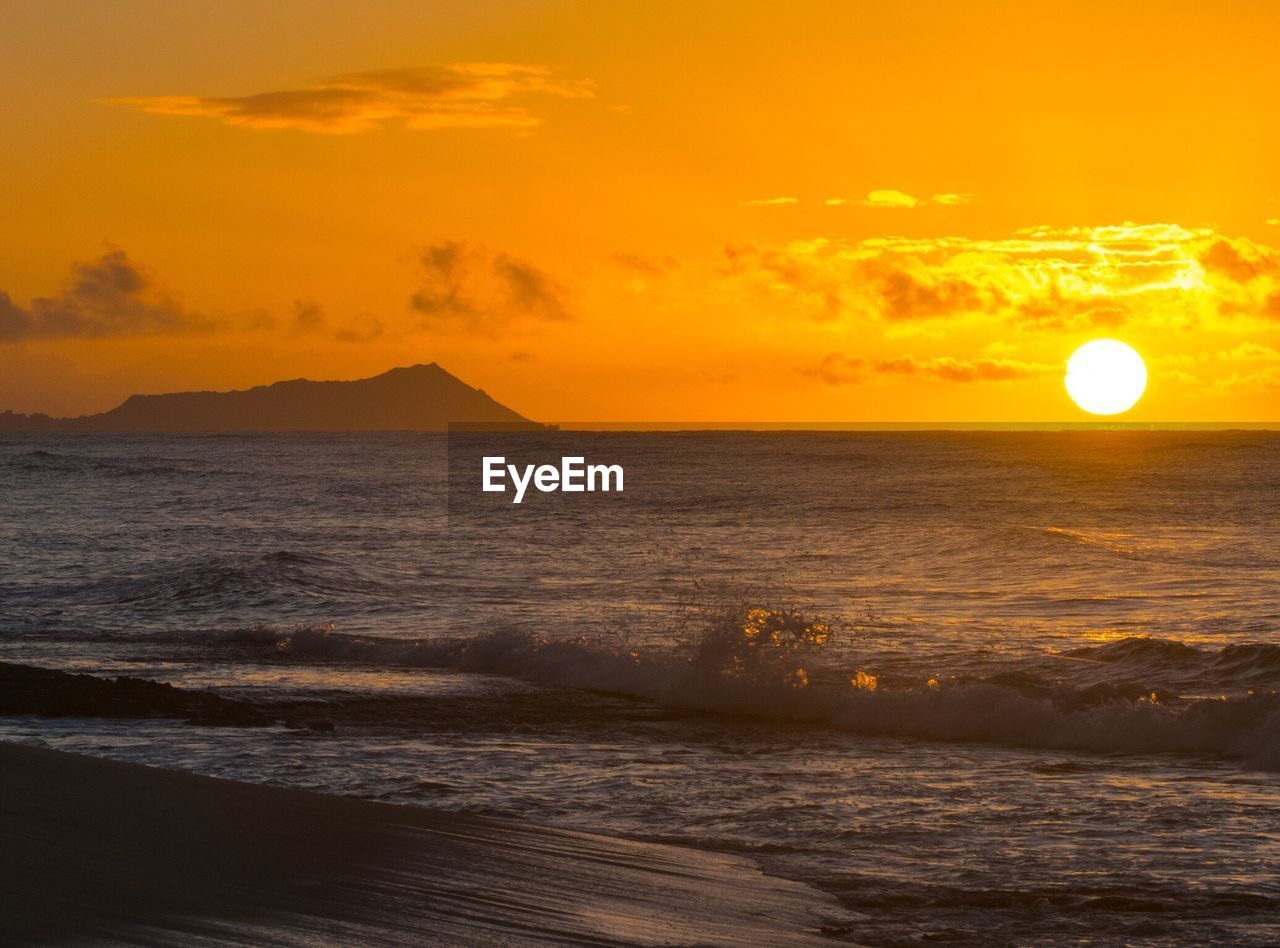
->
{"left": 1065, "top": 339, "right": 1148, "bottom": 415}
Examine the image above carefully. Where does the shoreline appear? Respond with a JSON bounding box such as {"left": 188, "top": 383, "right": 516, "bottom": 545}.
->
{"left": 0, "top": 741, "right": 839, "bottom": 946}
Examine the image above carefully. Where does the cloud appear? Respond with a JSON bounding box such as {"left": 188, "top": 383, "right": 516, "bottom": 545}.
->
{"left": 809, "top": 354, "right": 866, "bottom": 385}
{"left": 288, "top": 299, "right": 383, "bottom": 342}
{"left": 722, "top": 241, "right": 846, "bottom": 320}
{"left": 291, "top": 299, "right": 326, "bottom": 334}
{"left": 333, "top": 319, "right": 384, "bottom": 343}
{"left": 875, "top": 355, "right": 1054, "bottom": 381}
{"left": 1211, "top": 367, "right": 1280, "bottom": 394}
{"left": 1, "top": 244, "right": 564, "bottom": 346}
{"left": 1198, "top": 239, "right": 1275, "bottom": 283}
{"left": 724, "top": 223, "right": 1280, "bottom": 330}
{"left": 806, "top": 353, "right": 1053, "bottom": 385}
{"left": 1194, "top": 238, "right": 1280, "bottom": 322}
{"left": 1218, "top": 342, "right": 1280, "bottom": 362}
{"left": 410, "top": 240, "right": 572, "bottom": 334}
{"left": 840, "top": 190, "right": 974, "bottom": 208}
{"left": 877, "top": 269, "right": 996, "bottom": 321}
{"left": 0, "top": 250, "right": 215, "bottom": 341}
{"left": 612, "top": 253, "right": 678, "bottom": 275}
{"left": 106, "top": 63, "right": 592, "bottom": 134}
{"left": 0, "top": 253, "right": 392, "bottom": 345}
{"left": 613, "top": 252, "right": 678, "bottom": 294}
{"left": 742, "top": 192, "right": 974, "bottom": 209}
{"left": 859, "top": 190, "right": 920, "bottom": 208}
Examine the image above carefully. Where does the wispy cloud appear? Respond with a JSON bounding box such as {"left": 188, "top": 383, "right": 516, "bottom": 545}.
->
{"left": 106, "top": 63, "right": 592, "bottom": 134}
{"left": 410, "top": 240, "right": 572, "bottom": 335}
{"left": 874, "top": 355, "right": 1053, "bottom": 381}
{"left": 1217, "top": 342, "right": 1280, "bottom": 362}
{"left": 831, "top": 190, "right": 974, "bottom": 208}
{"left": 807, "top": 353, "right": 1053, "bottom": 385}
{"left": 289, "top": 299, "right": 383, "bottom": 342}
{"left": 0, "top": 250, "right": 215, "bottom": 341}
{"left": 612, "top": 253, "right": 679, "bottom": 275}
{"left": 1211, "top": 367, "right": 1280, "bottom": 393}
{"left": 747, "top": 192, "right": 974, "bottom": 209}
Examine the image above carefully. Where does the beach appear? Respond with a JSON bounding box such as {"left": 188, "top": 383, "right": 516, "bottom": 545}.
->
{"left": 0, "top": 742, "right": 839, "bottom": 945}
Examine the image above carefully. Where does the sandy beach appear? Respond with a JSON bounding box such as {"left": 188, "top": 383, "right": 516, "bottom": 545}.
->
{"left": 0, "top": 742, "right": 838, "bottom": 946}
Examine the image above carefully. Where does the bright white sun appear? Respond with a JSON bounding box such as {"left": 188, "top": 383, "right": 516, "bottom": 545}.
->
{"left": 1065, "top": 339, "right": 1147, "bottom": 415}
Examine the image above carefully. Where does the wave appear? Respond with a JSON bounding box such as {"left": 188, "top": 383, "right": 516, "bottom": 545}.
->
{"left": 5, "top": 448, "right": 197, "bottom": 479}
{"left": 1063, "top": 636, "right": 1280, "bottom": 691}
{"left": 3, "top": 550, "right": 397, "bottom": 615}
{"left": 819, "top": 874, "right": 1277, "bottom": 943}
{"left": 214, "top": 616, "right": 1280, "bottom": 769}
{"left": 86, "top": 551, "right": 393, "bottom": 608}
{"left": 1040, "top": 526, "right": 1146, "bottom": 558}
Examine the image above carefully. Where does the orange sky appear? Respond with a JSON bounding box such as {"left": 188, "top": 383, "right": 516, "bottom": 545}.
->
{"left": 2, "top": 0, "right": 1279, "bottom": 421}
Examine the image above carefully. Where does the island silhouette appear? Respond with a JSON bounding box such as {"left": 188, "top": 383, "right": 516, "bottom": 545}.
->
{"left": 0, "top": 364, "right": 533, "bottom": 432}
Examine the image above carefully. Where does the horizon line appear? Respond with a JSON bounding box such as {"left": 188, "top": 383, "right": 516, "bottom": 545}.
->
{"left": 542, "top": 421, "right": 1280, "bottom": 431}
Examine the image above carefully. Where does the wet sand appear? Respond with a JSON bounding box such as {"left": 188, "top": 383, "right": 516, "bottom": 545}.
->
{"left": 0, "top": 742, "right": 838, "bottom": 945}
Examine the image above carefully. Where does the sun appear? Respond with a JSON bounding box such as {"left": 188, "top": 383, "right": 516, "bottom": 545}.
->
{"left": 1065, "top": 339, "right": 1147, "bottom": 415}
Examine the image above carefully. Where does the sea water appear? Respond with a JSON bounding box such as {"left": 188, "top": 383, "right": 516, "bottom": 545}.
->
{"left": 1, "top": 431, "right": 1277, "bottom": 944}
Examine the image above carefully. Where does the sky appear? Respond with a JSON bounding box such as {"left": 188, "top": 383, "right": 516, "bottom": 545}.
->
{"left": 2, "top": 0, "right": 1279, "bottom": 422}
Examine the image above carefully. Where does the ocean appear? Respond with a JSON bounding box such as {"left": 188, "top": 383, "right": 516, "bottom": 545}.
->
{"left": 2, "top": 431, "right": 1277, "bottom": 945}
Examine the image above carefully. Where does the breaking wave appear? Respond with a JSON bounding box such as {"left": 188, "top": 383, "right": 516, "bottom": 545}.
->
{"left": 215, "top": 613, "right": 1280, "bottom": 769}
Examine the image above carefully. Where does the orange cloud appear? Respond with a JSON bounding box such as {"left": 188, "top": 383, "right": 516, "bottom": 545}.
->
{"left": 834, "top": 190, "right": 973, "bottom": 208}
{"left": 808, "top": 353, "right": 1053, "bottom": 385}
{"left": 1218, "top": 342, "right": 1280, "bottom": 362}
{"left": 0, "top": 250, "right": 215, "bottom": 341}
{"left": 611, "top": 253, "right": 678, "bottom": 275}
{"left": 1211, "top": 367, "right": 1280, "bottom": 394}
{"left": 726, "top": 224, "right": 1280, "bottom": 330}
{"left": 877, "top": 355, "right": 1054, "bottom": 381}
{"left": 1199, "top": 239, "right": 1275, "bottom": 283}
{"left": 0, "top": 251, "right": 394, "bottom": 344}
{"left": 106, "top": 64, "right": 592, "bottom": 134}
{"left": 289, "top": 300, "right": 383, "bottom": 343}
{"left": 859, "top": 189, "right": 920, "bottom": 208}
{"left": 411, "top": 241, "right": 572, "bottom": 335}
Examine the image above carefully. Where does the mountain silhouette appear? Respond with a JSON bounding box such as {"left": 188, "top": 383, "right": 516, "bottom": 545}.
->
{"left": 0, "top": 364, "right": 534, "bottom": 432}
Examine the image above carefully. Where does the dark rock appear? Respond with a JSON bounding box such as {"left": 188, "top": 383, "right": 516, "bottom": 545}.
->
{"left": 0, "top": 662, "right": 271, "bottom": 727}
